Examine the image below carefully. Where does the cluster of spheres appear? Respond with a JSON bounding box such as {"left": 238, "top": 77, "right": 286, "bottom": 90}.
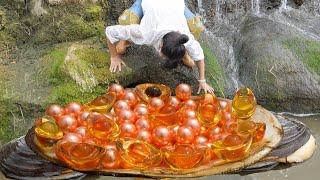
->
{"left": 34, "top": 83, "right": 265, "bottom": 171}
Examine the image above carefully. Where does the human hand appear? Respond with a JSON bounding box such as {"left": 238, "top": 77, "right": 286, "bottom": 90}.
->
{"left": 109, "top": 56, "right": 126, "bottom": 73}
{"left": 197, "top": 82, "right": 215, "bottom": 94}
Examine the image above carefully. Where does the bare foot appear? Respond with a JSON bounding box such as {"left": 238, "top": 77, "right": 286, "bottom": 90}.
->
{"left": 182, "top": 53, "right": 195, "bottom": 68}
{"left": 116, "top": 40, "right": 131, "bottom": 55}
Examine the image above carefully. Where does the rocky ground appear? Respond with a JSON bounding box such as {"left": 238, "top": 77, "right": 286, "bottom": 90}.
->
{"left": 0, "top": 0, "right": 319, "bottom": 145}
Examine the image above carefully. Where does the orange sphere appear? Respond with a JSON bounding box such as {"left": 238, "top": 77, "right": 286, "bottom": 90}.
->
{"left": 167, "top": 96, "right": 181, "bottom": 109}
{"left": 152, "top": 126, "right": 171, "bottom": 147}
{"left": 78, "top": 111, "right": 90, "bottom": 126}
{"left": 45, "top": 104, "right": 65, "bottom": 119}
{"left": 194, "top": 135, "right": 209, "bottom": 147}
{"left": 184, "top": 118, "right": 201, "bottom": 135}
{"left": 75, "top": 126, "right": 88, "bottom": 137}
{"left": 175, "top": 84, "right": 192, "bottom": 101}
{"left": 101, "top": 148, "right": 121, "bottom": 169}
{"left": 176, "top": 126, "right": 195, "bottom": 144}
{"left": 58, "top": 115, "right": 78, "bottom": 132}
{"left": 122, "top": 89, "right": 138, "bottom": 107}
{"left": 108, "top": 84, "right": 125, "bottom": 99}
{"left": 136, "top": 130, "right": 152, "bottom": 143}
{"left": 120, "top": 122, "right": 137, "bottom": 138}
{"left": 184, "top": 99, "right": 197, "bottom": 110}
{"left": 117, "top": 109, "right": 135, "bottom": 123}
{"left": 134, "top": 104, "right": 149, "bottom": 117}
{"left": 135, "top": 117, "right": 151, "bottom": 130}
{"left": 208, "top": 126, "right": 223, "bottom": 142}
{"left": 113, "top": 100, "right": 130, "bottom": 115}
{"left": 148, "top": 97, "right": 165, "bottom": 112}
{"left": 63, "top": 133, "right": 82, "bottom": 143}
{"left": 65, "top": 102, "right": 83, "bottom": 115}
{"left": 223, "top": 134, "right": 244, "bottom": 146}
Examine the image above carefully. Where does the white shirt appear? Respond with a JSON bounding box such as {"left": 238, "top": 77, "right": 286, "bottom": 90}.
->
{"left": 105, "top": 0, "right": 204, "bottom": 61}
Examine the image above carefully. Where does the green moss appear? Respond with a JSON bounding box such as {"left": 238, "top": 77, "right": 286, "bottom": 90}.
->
{"left": 85, "top": 5, "right": 102, "bottom": 21}
{"left": 283, "top": 38, "right": 320, "bottom": 75}
{"left": 202, "top": 45, "right": 226, "bottom": 97}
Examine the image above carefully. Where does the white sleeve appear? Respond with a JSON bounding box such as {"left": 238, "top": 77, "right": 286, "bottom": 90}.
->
{"left": 184, "top": 38, "right": 204, "bottom": 61}
{"left": 105, "top": 24, "right": 142, "bottom": 44}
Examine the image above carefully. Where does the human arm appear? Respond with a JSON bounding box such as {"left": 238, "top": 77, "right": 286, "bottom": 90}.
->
{"left": 195, "top": 59, "right": 215, "bottom": 94}
{"left": 184, "top": 37, "right": 215, "bottom": 94}
{"left": 106, "top": 37, "right": 126, "bottom": 72}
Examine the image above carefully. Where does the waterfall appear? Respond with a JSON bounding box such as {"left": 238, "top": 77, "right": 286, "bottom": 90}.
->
{"left": 251, "top": 0, "right": 260, "bottom": 15}
{"left": 279, "top": 0, "right": 288, "bottom": 12}
{"left": 215, "top": 0, "right": 222, "bottom": 19}
{"left": 197, "top": 0, "right": 205, "bottom": 16}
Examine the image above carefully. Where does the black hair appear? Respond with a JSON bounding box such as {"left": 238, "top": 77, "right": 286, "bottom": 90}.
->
{"left": 161, "top": 31, "right": 189, "bottom": 69}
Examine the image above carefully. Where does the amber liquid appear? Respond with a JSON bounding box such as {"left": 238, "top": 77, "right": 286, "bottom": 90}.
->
{"left": 232, "top": 87, "right": 257, "bottom": 120}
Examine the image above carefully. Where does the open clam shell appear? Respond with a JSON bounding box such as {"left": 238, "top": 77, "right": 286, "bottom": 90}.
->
{"left": 1, "top": 105, "right": 285, "bottom": 178}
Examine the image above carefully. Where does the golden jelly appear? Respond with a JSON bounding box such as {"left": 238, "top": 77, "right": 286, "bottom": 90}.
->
{"left": 84, "top": 93, "right": 116, "bottom": 113}
{"left": 135, "top": 83, "right": 171, "bottom": 102}
{"left": 232, "top": 87, "right": 256, "bottom": 120}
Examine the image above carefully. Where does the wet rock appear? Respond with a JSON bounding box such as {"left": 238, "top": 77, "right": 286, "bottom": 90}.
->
{"left": 235, "top": 15, "right": 320, "bottom": 112}
{"left": 293, "top": 0, "right": 304, "bottom": 6}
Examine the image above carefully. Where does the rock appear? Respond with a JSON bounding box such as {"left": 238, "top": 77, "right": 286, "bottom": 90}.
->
{"left": 293, "top": 0, "right": 304, "bottom": 6}
{"left": 235, "top": 15, "right": 320, "bottom": 112}
{"left": 31, "top": 0, "right": 48, "bottom": 17}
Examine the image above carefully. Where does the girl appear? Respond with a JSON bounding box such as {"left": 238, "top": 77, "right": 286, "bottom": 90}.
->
{"left": 105, "top": 0, "right": 214, "bottom": 94}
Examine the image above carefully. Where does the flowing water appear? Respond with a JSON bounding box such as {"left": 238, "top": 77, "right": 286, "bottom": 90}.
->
{"left": 279, "top": 0, "right": 288, "bottom": 12}
{"left": 251, "top": 0, "right": 260, "bottom": 15}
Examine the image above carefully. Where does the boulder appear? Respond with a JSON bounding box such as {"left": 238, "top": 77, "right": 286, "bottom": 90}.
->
{"left": 235, "top": 15, "right": 320, "bottom": 112}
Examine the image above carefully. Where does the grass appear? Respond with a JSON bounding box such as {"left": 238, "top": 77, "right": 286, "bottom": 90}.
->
{"left": 202, "top": 45, "right": 226, "bottom": 97}
{"left": 283, "top": 37, "right": 320, "bottom": 75}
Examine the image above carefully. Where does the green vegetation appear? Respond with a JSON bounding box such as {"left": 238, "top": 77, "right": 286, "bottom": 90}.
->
{"left": 202, "top": 45, "right": 226, "bottom": 97}
{"left": 283, "top": 37, "right": 320, "bottom": 75}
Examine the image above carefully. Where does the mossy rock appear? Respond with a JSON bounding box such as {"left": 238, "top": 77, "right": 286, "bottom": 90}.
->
{"left": 84, "top": 5, "right": 103, "bottom": 21}
{"left": 283, "top": 37, "right": 320, "bottom": 76}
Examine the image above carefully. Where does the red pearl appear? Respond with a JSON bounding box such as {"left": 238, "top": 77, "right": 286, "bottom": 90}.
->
{"left": 134, "top": 104, "right": 149, "bottom": 117}
{"left": 176, "top": 126, "right": 195, "bottom": 144}
{"left": 194, "top": 135, "right": 209, "bottom": 147}
{"left": 117, "top": 109, "right": 135, "bottom": 123}
{"left": 108, "top": 84, "right": 124, "bottom": 99}
{"left": 120, "top": 122, "right": 137, "bottom": 138}
{"left": 75, "top": 126, "right": 87, "bottom": 137}
{"left": 58, "top": 115, "right": 78, "bottom": 132}
{"left": 122, "top": 89, "right": 138, "bottom": 107}
{"left": 175, "top": 84, "right": 192, "bottom": 101}
{"left": 152, "top": 126, "right": 171, "bottom": 147}
{"left": 78, "top": 111, "right": 90, "bottom": 126}
{"left": 65, "top": 102, "right": 82, "bottom": 115}
{"left": 63, "top": 133, "right": 82, "bottom": 143}
{"left": 208, "top": 126, "right": 223, "bottom": 142}
{"left": 184, "top": 99, "right": 197, "bottom": 110}
{"left": 149, "top": 97, "right": 165, "bottom": 112}
{"left": 45, "top": 104, "right": 64, "bottom": 119}
{"left": 102, "top": 148, "right": 121, "bottom": 169}
{"left": 136, "top": 130, "right": 152, "bottom": 143}
{"left": 113, "top": 100, "right": 130, "bottom": 115}
{"left": 184, "top": 118, "right": 201, "bottom": 135}
{"left": 135, "top": 117, "right": 151, "bottom": 130}
{"left": 167, "top": 96, "right": 181, "bottom": 109}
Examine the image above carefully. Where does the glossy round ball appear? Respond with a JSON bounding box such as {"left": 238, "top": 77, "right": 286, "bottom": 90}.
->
{"left": 120, "top": 122, "right": 137, "bottom": 138}
{"left": 134, "top": 104, "right": 149, "bottom": 117}
{"left": 78, "top": 111, "right": 90, "bottom": 126}
{"left": 118, "top": 109, "right": 135, "bottom": 123}
{"left": 208, "top": 126, "right": 223, "bottom": 142}
{"left": 122, "top": 89, "right": 138, "bottom": 107}
{"left": 108, "top": 84, "right": 125, "bottom": 99}
{"left": 175, "top": 84, "right": 192, "bottom": 101}
{"left": 184, "top": 118, "right": 201, "bottom": 135}
{"left": 184, "top": 99, "right": 197, "bottom": 110}
{"left": 136, "top": 130, "right": 152, "bottom": 143}
{"left": 75, "top": 126, "right": 87, "bottom": 137}
{"left": 152, "top": 126, "right": 171, "bottom": 147}
{"left": 46, "top": 104, "right": 64, "bottom": 119}
{"left": 113, "top": 100, "right": 130, "bottom": 115}
{"left": 176, "top": 126, "right": 195, "bottom": 144}
{"left": 102, "top": 148, "right": 121, "bottom": 169}
{"left": 149, "top": 97, "right": 165, "bottom": 112}
{"left": 135, "top": 117, "right": 151, "bottom": 130}
{"left": 167, "top": 96, "right": 181, "bottom": 109}
{"left": 63, "top": 133, "right": 82, "bottom": 143}
{"left": 58, "top": 115, "right": 78, "bottom": 132}
{"left": 223, "top": 134, "right": 244, "bottom": 146}
{"left": 194, "top": 135, "right": 209, "bottom": 147}
{"left": 65, "top": 102, "right": 82, "bottom": 115}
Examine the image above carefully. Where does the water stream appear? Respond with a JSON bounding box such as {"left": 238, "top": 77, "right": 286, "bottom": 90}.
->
{"left": 251, "top": 0, "right": 260, "bottom": 15}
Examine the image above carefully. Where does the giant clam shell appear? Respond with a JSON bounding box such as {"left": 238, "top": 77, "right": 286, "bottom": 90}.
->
{"left": 0, "top": 106, "right": 284, "bottom": 178}
{"left": 242, "top": 114, "right": 315, "bottom": 173}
